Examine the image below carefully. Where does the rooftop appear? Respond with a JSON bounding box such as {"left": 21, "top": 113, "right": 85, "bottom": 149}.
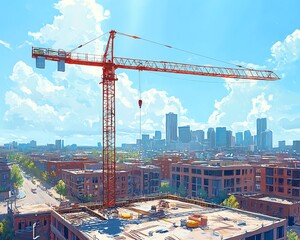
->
{"left": 13, "top": 203, "right": 51, "bottom": 215}
{"left": 55, "top": 196, "right": 285, "bottom": 240}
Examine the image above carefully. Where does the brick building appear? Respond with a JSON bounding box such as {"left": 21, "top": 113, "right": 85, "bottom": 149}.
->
{"left": 62, "top": 165, "right": 161, "bottom": 201}
{"left": 260, "top": 165, "right": 300, "bottom": 198}
{"left": 0, "top": 157, "right": 11, "bottom": 201}
{"left": 151, "top": 154, "right": 181, "bottom": 180}
{"left": 235, "top": 193, "right": 300, "bottom": 225}
{"left": 9, "top": 204, "right": 52, "bottom": 240}
{"left": 170, "top": 163, "right": 255, "bottom": 198}
{"left": 62, "top": 169, "right": 130, "bottom": 201}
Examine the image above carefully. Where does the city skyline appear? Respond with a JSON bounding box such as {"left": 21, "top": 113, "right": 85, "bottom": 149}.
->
{"left": 1, "top": 1, "right": 300, "bottom": 146}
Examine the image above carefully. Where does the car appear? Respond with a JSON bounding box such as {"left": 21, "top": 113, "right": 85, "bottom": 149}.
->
{"left": 31, "top": 188, "right": 37, "bottom": 193}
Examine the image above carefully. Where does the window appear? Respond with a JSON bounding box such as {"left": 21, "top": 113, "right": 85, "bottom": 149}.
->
{"left": 276, "top": 226, "right": 284, "bottom": 238}
{"left": 176, "top": 167, "right": 180, "bottom": 172}
{"left": 264, "top": 229, "right": 273, "bottom": 239}
{"left": 204, "top": 179, "right": 209, "bottom": 185}
{"left": 266, "top": 168, "right": 274, "bottom": 176}
{"left": 278, "top": 168, "right": 283, "bottom": 175}
{"left": 287, "top": 169, "right": 292, "bottom": 176}
{"left": 192, "top": 169, "right": 197, "bottom": 174}
{"left": 236, "top": 169, "right": 240, "bottom": 175}
{"left": 224, "top": 170, "right": 234, "bottom": 176}
{"left": 266, "top": 177, "right": 273, "bottom": 185}
{"left": 183, "top": 168, "right": 189, "bottom": 173}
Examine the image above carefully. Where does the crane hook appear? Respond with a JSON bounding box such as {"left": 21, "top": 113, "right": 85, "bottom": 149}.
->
{"left": 138, "top": 99, "right": 142, "bottom": 109}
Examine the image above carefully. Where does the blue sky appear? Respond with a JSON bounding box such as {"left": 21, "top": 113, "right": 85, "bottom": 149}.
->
{"left": 1, "top": 0, "right": 300, "bottom": 146}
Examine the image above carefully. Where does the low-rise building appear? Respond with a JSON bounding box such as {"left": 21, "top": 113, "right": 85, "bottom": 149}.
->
{"left": 50, "top": 195, "right": 287, "bottom": 240}
{"left": 260, "top": 165, "right": 300, "bottom": 198}
{"left": 8, "top": 204, "right": 52, "bottom": 240}
{"left": 170, "top": 162, "right": 255, "bottom": 198}
{"left": 0, "top": 157, "right": 11, "bottom": 201}
{"left": 235, "top": 193, "right": 300, "bottom": 226}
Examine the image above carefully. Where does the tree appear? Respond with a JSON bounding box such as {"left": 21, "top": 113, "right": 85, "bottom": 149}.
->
{"left": 177, "top": 183, "right": 187, "bottom": 197}
{"left": 287, "top": 229, "right": 299, "bottom": 240}
{"left": 198, "top": 188, "right": 208, "bottom": 199}
{"left": 160, "top": 184, "right": 176, "bottom": 194}
{"left": 41, "top": 171, "right": 49, "bottom": 182}
{"left": 11, "top": 164, "right": 23, "bottom": 192}
{"left": 222, "top": 195, "right": 239, "bottom": 208}
{"left": 0, "top": 218, "right": 14, "bottom": 240}
{"left": 54, "top": 180, "right": 67, "bottom": 200}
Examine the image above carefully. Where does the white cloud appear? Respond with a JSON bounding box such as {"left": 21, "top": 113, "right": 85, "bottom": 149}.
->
{"left": 270, "top": 29, "right": 300, "bottom": 67}
{"left": 0, "top": 39, "right": 11, "bottom": 49}
{"left": 28, "top": 0, "right": 109, "bottom": 54}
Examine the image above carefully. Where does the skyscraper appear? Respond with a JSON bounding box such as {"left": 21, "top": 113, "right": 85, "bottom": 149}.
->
{"left": 207, "top": 128, "right": 216, "bottom": 149}
{"left": 216, "top": 127, "right": 226, "bottom": 147}
{"left": 262, "top": 129, "right": 273, "bottom": 150}
{"left": 235, "top": 132, "right": 243, "bottom": 146}
{"left": 256, "top": 118, "right": 267, "bottom": 150}
{"left": 243, "top": 130, "right": 252, "bottom": 147}
{"left": 191, "top": 130, "right": 204, "bottom": 143}
{"left": 226, "top": 130, "right": 233, "bottom": 147}
{"left": 178, "top": 126, "right": 191, "bottom": 143}
{"left": 166, "top": 112, "right": 177, "bottom": 144}
{"left": 154, "top": 131, "right": 162, "bottom": 140}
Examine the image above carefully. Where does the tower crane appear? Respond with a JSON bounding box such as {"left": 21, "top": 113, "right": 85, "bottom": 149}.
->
{"left": 32, "top": 30, "right": 279, "bottom": 208}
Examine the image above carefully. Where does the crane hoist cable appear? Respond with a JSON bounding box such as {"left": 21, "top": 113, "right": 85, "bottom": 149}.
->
{"left": 138, "top": 70, "right": 142, "bottom": 161}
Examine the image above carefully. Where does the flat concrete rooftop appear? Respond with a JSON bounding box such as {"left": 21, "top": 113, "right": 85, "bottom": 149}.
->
{"left": 14, "top": 203, "right": 51, "bottom": 215}
{"left": 57, "top": 197, "right": 285, "bottom": 240}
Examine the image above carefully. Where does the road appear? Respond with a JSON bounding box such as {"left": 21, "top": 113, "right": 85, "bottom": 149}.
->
{"left": 0, "top": 173, "right": 60, "bottom": 215}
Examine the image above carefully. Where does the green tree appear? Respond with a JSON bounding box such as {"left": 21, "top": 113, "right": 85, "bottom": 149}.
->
{"left": 11, "top": 164, "right": 23, "bottom": 191}
{"left": 287, "top": 229, "right": 299, "bottom": 240}
{"left": 222, "top": 195, "right": 239, "bottom": 208}
{"left": 41, "top": 171, "right": 49, "bottom": 182}
{"left": 177, "top": 183, "right": 187, "bottom": 197}
{"left": 0, "top": 218, "right": 14, "bottom": 240}
{"left": 198, "top": 188, "right": 208, "bottom": 199}
{"left": 160, "top": 184, "right": 176, "bottom": 194}
{"left": 54, "top": 180, "right": 67, "bottom": 200}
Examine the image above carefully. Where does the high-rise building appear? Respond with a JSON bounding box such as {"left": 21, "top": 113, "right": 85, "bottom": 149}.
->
{"left": 216, "top": 127, "right": 226, "bottom": 148}
{"left": 142, "top": 134, "right": 150, "bottom": 150}
{"left": 278, "top": 140, "right": 286, "bottom": 151}
{"left": 166, "top": 112, "right": 177, "bottom": 144}
{"left": 293, "top": 140, "right": 300, "bottom": 153}
{"left": 191, "top": 130, "right": 204, "bottom": 143}
{"left": 178, "top": 126, "right": 191, "bottom": 143}
{"left": 261, "top": 129, "right": 273, "bottom": 150}
{"left": 207, "top": 128, "right": 216, "bottom": 149}
{"left": 29, "top": 140, "right": 37, "bottom": 148}
{"left": 226, "top": 130, "right": 233, "bottom": 147}
{"left": 244, "top": 130, "right": 252, "bottom": 146}
{"left": 154, "top": 131, "right": 162, "bottom": 140}
{"left": 235, "top": 132, "right": 243, "bottom": 146}
{"left": 256, "top": 118, "right": 267, "bottom": 150}
{"left": 55, "top": 139, "right": 62, "bottom": 150}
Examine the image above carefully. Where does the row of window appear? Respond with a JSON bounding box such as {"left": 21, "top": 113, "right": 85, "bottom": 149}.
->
{"left": 171, "top": 167, "right": 252, "bottom": 176}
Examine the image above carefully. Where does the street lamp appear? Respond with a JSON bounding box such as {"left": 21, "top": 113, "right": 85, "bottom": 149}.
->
{"left": 33, "top": 214, "right": 40, "bottom": 240}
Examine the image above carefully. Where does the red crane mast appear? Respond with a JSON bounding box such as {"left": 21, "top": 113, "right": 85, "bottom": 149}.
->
{"left": 32, "top": 30, "right": 279, "bottom": 208}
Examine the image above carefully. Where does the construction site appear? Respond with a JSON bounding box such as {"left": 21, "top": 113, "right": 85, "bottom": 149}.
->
{"left": 50, "top": 195, "right": 286, "bottom": 240}
{"left": 29, "top": 31, "right": 285, "bottom": 240}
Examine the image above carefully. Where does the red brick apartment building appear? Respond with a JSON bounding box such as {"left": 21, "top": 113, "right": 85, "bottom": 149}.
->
{"left": 170, "top": 163, "right": 255, "bottom": 198}
{"left": 151, "top": 154, "right": 181, "bottom": 179}
{"left": 9, "top": 204, "right": 52, "bottom": 240}
{"left": 260, "top": 165, "right": 300, "bottom": 198}
{"left": 235, "top": 193, "right": 300, "bottom": 225}
{"left": 62, "top": 169, "right": 130, "bottom": 201}
{"left": 0, "top": 157, "right": 11, "bottom": 201}
{"left": 62, "top": 165, "right": 161, "bottom": 201}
